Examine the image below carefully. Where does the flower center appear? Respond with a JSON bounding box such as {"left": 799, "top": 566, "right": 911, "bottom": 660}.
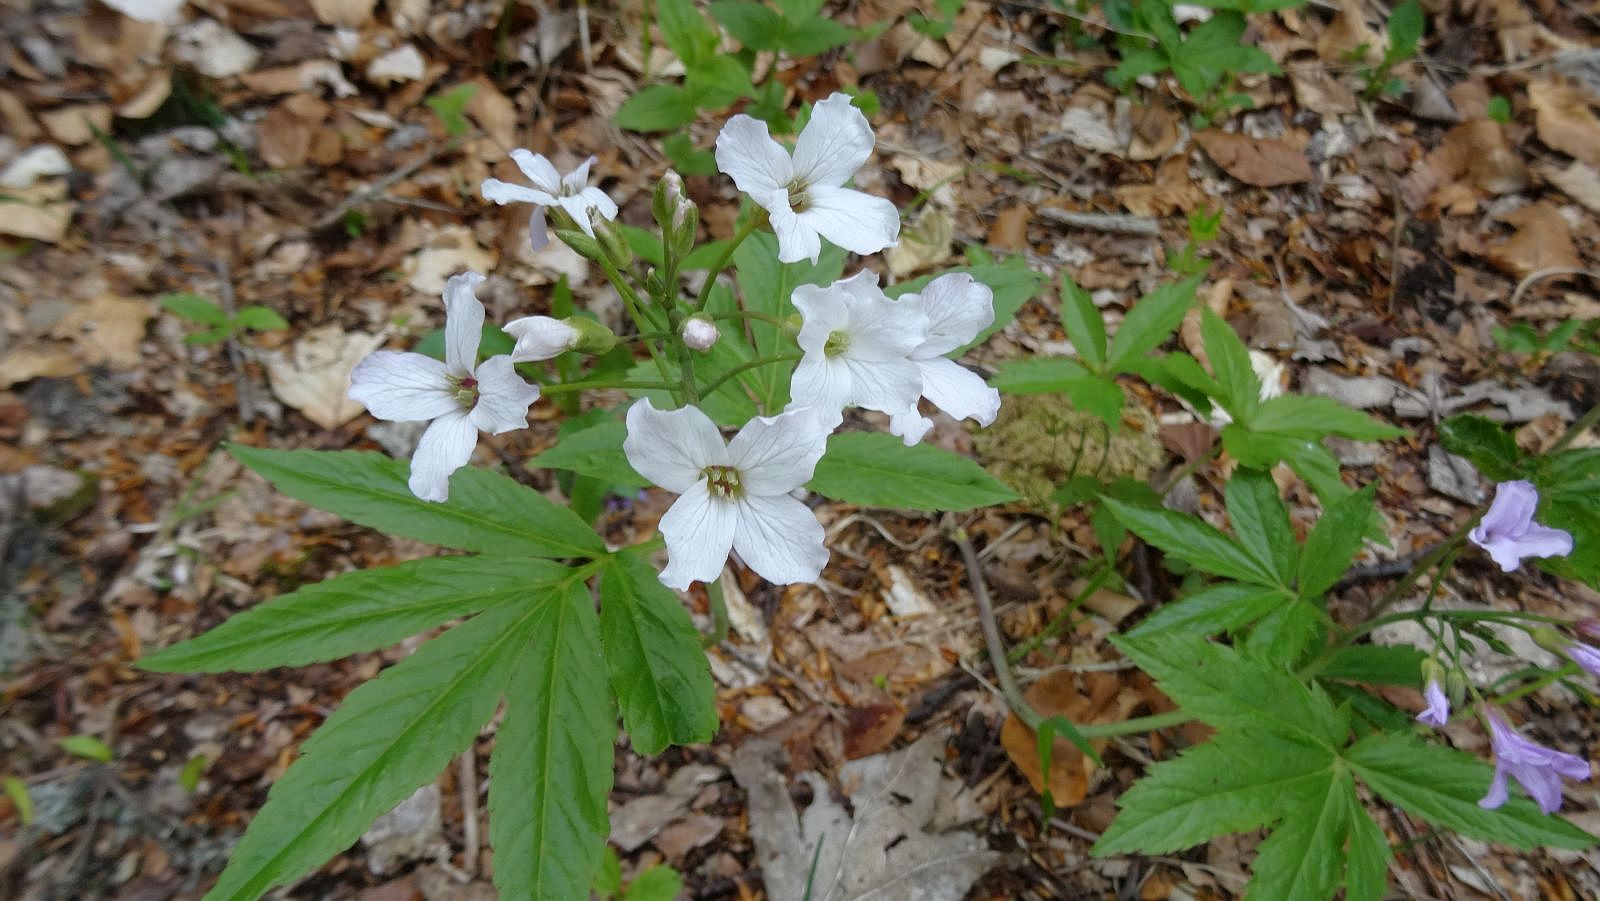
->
{"left": 786, "top": 177, "right": 811, "bottom": 213}
{"left": 824, "top": 329, "right": 850, "bottom": 358}
{"left": 449, "top": 375, "right": 479, "bottom": 410}
{"left": 702, "top": 464, "right": 744, "bottom": 499}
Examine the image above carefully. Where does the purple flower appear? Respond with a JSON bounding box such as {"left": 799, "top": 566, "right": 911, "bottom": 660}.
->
{"left": 1417, "top": 678, "right": 1450, "bottom": 728}
{"left": 1568, "top": 642, "right": 1600, "bottom": 679}
{"left": 1478, "top": 710, "right": 1590, "bottom": 814}
{"left": 1468, "top": 481, "right": 1574, "bottom": 573}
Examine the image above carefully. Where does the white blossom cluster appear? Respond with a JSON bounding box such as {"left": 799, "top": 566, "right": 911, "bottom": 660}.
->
{"left": 347, "top": 94, "right": 1002, "bottom": 590}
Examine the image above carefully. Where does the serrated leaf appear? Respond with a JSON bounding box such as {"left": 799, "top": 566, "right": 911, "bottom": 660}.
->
{"left": 710, "top": 0, "right": 785, "bottom": 49}
{"left": 1298, "top": 483, "right": 1377, "bottom": 598}
{"left": 781, "top": 15, "right": 853, "bottom": 56}
{"left": 656, "top": 0, "right": 718, "bottom": 66}
{"left": 1131, "top": 581, "right": 1289, "bottom": 636}
{"left": 1105, "top": 276, "right": 1200, "bottom": 372}
{"left": 600, "top": 552, "right": 719, "bottom": 755}
{"left": 1252, "top": 394, "right": 1407, "bottom": 442}
{"left": 1345, "top": 733, "right": 1596, "bottom": 850}
{"left": 1093, "top": 732, "right": 1333, "bottom": 857}
{"left": 140, "top": 557, "right": 571, "bottom": 673}
{"left": 1343, "top": 789, "right": 1391, "bottom": 901}
{"left": 1225, "top": 469, "right": 1296, "bottom": 585}
{"left": 204, "top": 601, "right": 538, "bottom": 900}
{"left": 489, "top": 579, "right": 617, "bottom": 900}
{"left": 616, "top": 84, "right": 699, "bottom": 132}
{"left": 229, "top": 446, "right": 605, "bottom": 559}
{"left": 1439, "top": 414, "right": 1524, "bottom": 482}
{"left": 685, "top": 55, "right": 755, "bottom": 109}
{"left": 1243, "top": 599, "right": 1325, "bottom": 667}
{"left": 1318, "top": 644, "right": 1426, "bottom": 686}
{"left": 809, "top": 431, "right": 1018, "bottom": 511}
{"left": 1101, "top": 497, "right": 1280, "bottom": 586}
{"left": 1115, "top": 633, "right": 1346, "bottom": 748}
{"left": 1245, "top": 767, "right": 1353, "bottom": 901}
{"left": 1199, "top": 308, "right": 1259, "bottom": 422}
{"left": 1059, "top": 276, "right": 1107, "bottom": 371}
{"left": 531, "top": 418, "right": 646, "bottom": 489}
{"left": 990, "top": 358, "right": 1091, "bottom": 394}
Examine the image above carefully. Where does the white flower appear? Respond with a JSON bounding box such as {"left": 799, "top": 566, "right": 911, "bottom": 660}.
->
{"left": 348, "top": 272, "right": 540, "bottom": 503}
{"left": 789, "top": 270, "right": 928, "bottom": 430}
{"left": 481, "top": 150, "right": 618, "bottom": 251}
{"left": 682, "top": 315, "right": 719, "bottom": 352}
{"left": 714, "top": 93, "right": 900, "bottom": 264}
{"left": 503, "top": 315, "right": 578, "bottom": 362}
{"left": 623, "top": 400, "right": 830, "bottom": 590}
{"left": 887, "top": 273, "right": 1001, "bottom": 445}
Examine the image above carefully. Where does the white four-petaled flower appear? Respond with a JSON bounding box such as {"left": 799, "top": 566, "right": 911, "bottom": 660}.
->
{"left": 887, "top": 273, "right": 1001, "bottom": 445}
{"left": 714, "top": 92, "right": 900, "bottom": 264}
{"left": 623, "top": 399, "right": 830, "bottom": 590}
{"left": 789, "top": 271, "right": 928, "bottom": 431}
{"left": 348, "top": 272, "right": 540, "bottom": 503}
{"left": 503, "top": 315, "right": 578, "bottom": 362}
{"left": 481, "top": 150, "right": 617, "bottom": 250}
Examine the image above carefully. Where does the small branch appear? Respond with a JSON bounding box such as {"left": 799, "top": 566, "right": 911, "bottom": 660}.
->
{"left": 952, "top": 530, "right": 1044, "bottom": 731}
{"left": 309, "top": 133, "right": 480, "bottom": 232}
{"left": 1037, "top": 208, "right": 1161, "bottom": 236}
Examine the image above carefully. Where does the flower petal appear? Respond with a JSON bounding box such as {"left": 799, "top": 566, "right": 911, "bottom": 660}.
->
{"left": 442, "top": 272, "right": 486, "bottom": 377}
{"left": 556, "top": 194, "right": 602, "bottom": 235}
{"left": 481, "top": 180, "right": 558, "bottom": 207}
{"left": 791, "top": 93, "right": 874, "bottom": 188}
{"left": 348, "top": 351, "right": 457, "bottom": 422}
{"left": 409, "top": 411, "right": 476, "bottom": 503}
{"left": 888, "top": 405, "right": 934, "bottom": 446}
{"left": 510, "top": 149, "right": 562, "bottom": 193}
{"left": 658, "top": 481, "right": 737, "bottom": 590}
{"left": 844, "top": 356, "right": 925, "bottom": 417}
{"left": 529, "top": 207, "right": 550, "bottom": 251}
{"left": 918, "top": 357, "right": 1001, "bottom": 426}
{"left": 714, "top": 115, "right": 793, "bottom": 198}
{"left": 1479, "top": 480, "right": 1540, "bottom": 539}
{"left": 837, "top": 273, "right": 926, "bottom": 360}
{"left": 1416, "top": 680, "right": 1450, "bottom": 729}
{"left": 768, "top": 194, "right": 822, "bottom": 264}
{"left": 468, "top": 355, "right": 540, "bottom": 434}
{"left": 1477, "top": 535, "right": 1531, "bottom": 573}
{"left": 504, "top": 315, "right": 578, "bottom": 362}
{"left": 1507, "top": 523, "right": 1574, "bottom": 562}
{"left": 1569, "top": 643, "right": 1600, "bottom": 678}
{"left": 732, "top": 493, "right": 827, "bottom": 585}
{"left": 914, "top": 273, "right": 995, "bottom": 358}
{"left": 561, "top": 155, "right": 597, "bottom": 194}
{"left": 800, "top": 184, "right": 900, "bottom": 257}
{"left": 1512, "top": 762, "right": 1568, "bottom": 814}
{"left": 623, "top": 398, "right": 729, "bottom": 493}
{"left": 576, "top": 185, "right": 618, "bottom": 221}
{"left": 727, "top": 407, "right": 830, "bottom": 495}
{"left": 792, "top": 281, "right": 849, "bottom": 356}
{"left": 1478, "top": 766, "right": 1509, "bottom": 810}
{"left": 788, "top": 355, "right": 850, "bottom": 430}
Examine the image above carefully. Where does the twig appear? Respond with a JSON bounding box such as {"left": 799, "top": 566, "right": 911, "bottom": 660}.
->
{"left": 1037, "top": 208, "right": 1161, "bottom": 236}
{"left": 951, "top": 530, "right": 1044, "bottom": 731}
{"left": 211, "top": 256, "right": 255, "bottom": 423}
{"left": 308, "top": 133, "right": 480, "bottom": 232}
{"left": 1507, "top": 266, "right": 1600, "bottom": 309}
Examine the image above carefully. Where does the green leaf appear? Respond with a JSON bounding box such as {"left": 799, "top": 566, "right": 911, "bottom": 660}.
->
{"left": 593, "top": 847, "right": 623, "bottom": 897}
{"left": 140, "top": 557, "right": 571, "bottom": 673}
{"left": 1224, "top": 468, "right": 1296, "bottom": 585}
{"left": 1439, "top": 414, "right": 1524, "bottom": 482}
{"left": 424, "top": 83, "right": 478, "bottom": 137}
{"left": 733, "top": 230, "right": 845, "bottom": 410}
{"left": 623, "top": 864, "right": 685, "bottom": 901}
{"left": 1346, "top": 733, "right": 1596, "bottom": 850}
{"left": 205, "top": 602, "right": 537, "bottom": 900}
{"left": 414, "top": 323, "right": 515, "bottom": 361}
{"left": 1385, "top": 0, "right": 1424, "bottom": 61}
{"left": 489, "top": 580, "right": 617, "bottom": 900}
{"left": 1093, "top": 732, "right": 1333, "bottom": 856}
{"left": 1243, "top": 600, "right": 1325, "bottom": 667}
{"left": 656, "top": 0, "right": 718, "bottom": 66}
{"left": 184, "top": 327, "right": 232, "bottom": 346}
{"left": 616, "top": 84, "right": 699, "bottom": 132}
{"left": 990, "top": 358, "right": 1092, "bottom": 394}
{"left": 781, "top": 15, "right": 853, "bottom": 56}
{"left": 1105, "top": 276, "right": 1200, "bottom": 372}
{"left": 1318, "top": 644, "right": 1426, "bottom": 686}
{"left": 1342, "top": 789, "right": 1391, "bottom": 901}
{"left": 1199, "top": 308, "right": 1259, "bottom": 422}
{"left": 531, "top": 418, "right": 646, "bottom": 489}
{"left": 710, "top": 0, "right": 785, "bottom": 50}
{"left": 809, "top": 431, "right": 1019, "bottom": 511}
{"left": 1131, "top": 582, "right": 1290, "bottom": 636}
{"left": 1252, "top": 394, "right": 1406, "bottom": 442}
{"left": 180, "top": 755, "right": 210, "bottom": 793}
{"left": 1101, "top": 496, "right": 1280, "bottom": 586}
{"left": 60, "top": 734, "right": 113, "bottom": 763}
{"left": 663, "top": 131, "right": 718, "bottom": 176}
{"left": 229, "top": 446, "right": 605, "bottom": 558}
{"left": 1298, "top": 483, "right": 1377, "bottom": 598}
{"left": 160, "top": 292, "right": 229, "bottom": 326}
{"left": 685, "top": 55, "right": 755, "bottom": 109}
{"left": 1115, "top": 633, "right": 1346, "bottom": 748}
{"left": 1245, "top": 767, "right": 1354, "bottom": 901}
{"left": 600, "top": 551, "right": 719, "bottom": 755}
{"left": 3, "top": 776, "right": 32, "bottom": 825}
{"left": 235, "top": 305, "right": 289, "bottom": 331}
{"left": 1059, "top": 276, "right": 1107, "bottom": 372}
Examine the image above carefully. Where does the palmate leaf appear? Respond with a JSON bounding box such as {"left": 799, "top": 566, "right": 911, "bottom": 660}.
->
{"left": 140, "top": 556, "right": 570, "bottom": 673}
{"left": 489, "top": 579, "right": 617, "bottom": 899}
{"left": 230, "top": 446, "right": 604, "bottom": 559}
{"left": 1246, "top": 767, "right": 1359, "bottom": 901}
{"left": 1223, "top": 469, "right": 1297, "bottom": 585}
{"left": 1297, "top": 483, "right": 1376, "bottom": 599}
{"left": 1101, "top": 496, "right": 1279, "bottom": 587}
{"left": 599, "top": 552, "right": 719, "bottom": 755}
{"left": 1129, "top": 582, "right": 1290, "bottom": 637}
{"left": 1104, "top": 275, "right": 1200, "bottom": 372}
{"left": 203, "top": 600, "right": 544, "bottom": 900}
{"left": 809, "top": 431, "right": 1018, "bottom": 511}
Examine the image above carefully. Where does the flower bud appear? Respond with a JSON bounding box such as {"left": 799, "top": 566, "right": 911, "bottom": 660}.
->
{"left": 504, "top": 315, "right": 578, "bottom": 362}
{"left": 591, "top": 209, "right": 633, "bottom": 269}
{"left": 669, "top": 200, "right": 698, "bottom": 260}
{"left": 682, "top": 315, "right": 719, "bottom": 352}
{"left": 1575, "top": 619, "right": 1600, "bottom": 642}
{"left": 1531, "top": 626, "right": 1568, "bottom": 656}
{"left": 554, "top": 227, "right": 603, "bottom": 262}
{"left": 653, "top": 170, "right": 686, "bottom": 230}
{"left": 643, "top": 267, "right": 666, "bottom": 299}
{"left": 1445, "top": 668, "right": 1469, "bottom": 707}
{"left": 565, "top": 316, "right": 619, "bottom": 355}
{"left": 1420, "top": 656, "right": 1445, "bottom": 687}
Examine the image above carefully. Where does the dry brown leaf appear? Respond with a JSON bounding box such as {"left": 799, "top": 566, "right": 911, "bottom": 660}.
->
{"left": 1127, "top": 104, "right": 1179, "bottom": 161}
{"left": 39, "top": 104, "right": 112, "bottom": 146}
{"left": 885, "top": 206, "right": 954, "bottom": 277}
{"left": 308, "top": 0, "right": 375, "bottom": 26}
{"left": 1485, "top": 202, "right": 1582, "bottom": 279}
{"left": 0, "top": 346, "right": 79, "bottom": 388}
{"left": 1399, "top": 119, "right": 1526, "bottom": 211}
{"left": 986, "top": 204, "right": 1031, "bottom": 250}
{"left": 1316, "top": 0, "right": 1382, "bottom": 64}
{"left": 117, "top": 67, "right": 172, "bottom": 118}
{"left": 1290, "top": 67, "right": 1357, "bottom": 116}
{"left": 1194, "top": 131, "right": 1313, "bottom": 187}
{"left": 1529, "top": 78, "right": 1600, "bottom": 169}
{"left": 1541, "top": 161, "right": 1600, "bottom": 215}
{"left": 0, "top": 187, "right": 75, "bottom": 243}
{"left": 843, "top": 702, "right": 904, "bottom": 760}
{"left": 51, "top": 294, "right": 155, "bottom": 368}
{"left": 1000, "top": 671, "right": 1141, "bottom": 808}
{"left": 466, "top": 77, "right": 518, "bottom": 155}
{"left": 1116, "top": 155, "right": 1205, "bottom": 217}
{"left": 264, "top": 325, "right": 386, "bottom": 430}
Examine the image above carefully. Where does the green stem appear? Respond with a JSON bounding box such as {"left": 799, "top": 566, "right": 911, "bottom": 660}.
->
{"left": 954, "top": 531, "right": 1044, "bottom": 731}
{"left": 694, "top": 214, "right": 763, "bottom": 309}
{"left": 701, "top": 576, "right": 729, "bottom": 648}
{"left": 1076, "top": 709, "right": 1193, "bottom": 740}
{"left": 699, "top": 352, "right": 803, "bottom": 398}
{"left": 1007, "top": 565, "right": 1113, "bottom": 663}
{"left": 1549, "top": 401, "right": 1600, "bottom": 455}
{"left": 1492, "top": 663, "right": 1580, "bottom": 706}
{"left": 710, "top": 309, "right": 791, "bottom": 329}
{"left": 1361, "top": 515, "right": 1480, "bottom": 624}
{"left": 602, "top": 260, "right": 677, "bottom": 396}
{"left": 540, "top": 379, "right": 676, "bottom": 394}
{"left": 1160, "top": 443, "right": 1222, "bottom": 498}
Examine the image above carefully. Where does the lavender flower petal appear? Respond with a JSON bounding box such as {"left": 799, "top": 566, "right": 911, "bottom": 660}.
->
{"left": 1417, "top": 679, "right": 1450, "bottom": 728}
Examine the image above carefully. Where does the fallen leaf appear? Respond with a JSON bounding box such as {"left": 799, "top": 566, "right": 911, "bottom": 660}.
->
{"left": 1127, "top": 103, "right": 1179, "bottom": 161}
{"left": 117, "top": 67, "right": 173, "bottom": 118}
{"left": 1291, "top": 67, "right": 1357, "bottom": 116}
{"left": 1116, "top": 155, "right": 1205, "bottom": 217}
{"left": 986, "top": 204, "right": 1031, "bottom": 250}
{"left": 1195, "top": 130, "right": 1314, "bottom": 187}
{"left": 51, "top": 294, "right": 155, "bottom": 367}
{"left": 1541, "top": 161, "right": 1600, "bottom": 215}
{"left": 172, "top": 19, "right": 260, "bottom": 79}
{"left": 39, "top": 104, "right": 112, "bottom": 146}
{"left": 308, "top": 0, "right": 375, "bottom": 26}
{"left": 1484, "top": 202, "right": 1582, "bottom": 279}
{"left": 405, "top": 225, "right": 496, "bottom": 295}
{"left": 366, "top": 45, "right": 425, "bottom": 85}
{"left": 264, "top": 325, "right": 386, "bottom": 430}
{"left": 843, "top": 703, "right": 904, "bottom": 760}
{"left": 0, "top": 346, "right": 79, "bottom": 388}
{"left": 1057, "top": 104, "right": 1121, "bottom": 154}
{"left": 101, "top": 0, "right": 185, "bottom": 24}
{"left": 1529, "top": 78, "right": 1600, "bottom": 168}
{"left": 1316, "top": 0, "right": 1382, "bottom": 64}
{"left": 0, "top": 145, "right": 72, "bottom": 189}
{"left": 884, "top": 206, "right": 954, "bottom": 277}
{"left": 1000, "top": 670, "right": 1141, "bottom": 807}
{"left": 1399, "top": 119, "right": 1526, "bottom": 211}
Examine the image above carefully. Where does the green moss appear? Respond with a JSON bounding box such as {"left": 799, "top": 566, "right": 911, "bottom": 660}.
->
{"left": 974, "top": 394, "right": 1165, "bottom": 507}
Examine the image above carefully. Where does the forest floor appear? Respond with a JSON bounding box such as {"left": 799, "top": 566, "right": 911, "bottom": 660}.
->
{"left": 4, "top": 0, "right": 1600, "bottom": 898}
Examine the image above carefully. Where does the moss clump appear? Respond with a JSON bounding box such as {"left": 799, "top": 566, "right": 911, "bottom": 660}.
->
{"left": 973, "top": 394, "right": 1165, "bottom": 507}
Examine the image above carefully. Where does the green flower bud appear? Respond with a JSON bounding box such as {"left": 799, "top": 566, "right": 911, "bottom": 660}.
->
{"left": 1445, "top": 668, "right": 1468, "bottom": 707}
{"left": 653, "top": 170, "right": 686, "bottom": 231}
{"left": 1532, "top": 626, "right": 1568, "bottom": 656}
{"left": 591, "top": 209, "right": 633, "bottom": 269}
{"left": 565, "top": 316, "right": 619, "bottom": 355}
{"left": 554, "top": 227, "right": 604, "bottom": 262}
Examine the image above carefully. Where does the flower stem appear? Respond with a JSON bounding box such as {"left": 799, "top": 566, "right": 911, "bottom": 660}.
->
{"left": 1076, "top": 709, "right": 1193, "bottom": 739}
{"left": 601, "top": 259, "right": 677, "bottom": 396}
{"left": 700, "top": 575, "right": 730, "bottom": 649}
{"left": 694, "top": 212, "right": 764, "bottom": 309}
{"left": 1007, "top": 563, "right": 1113, "bottom": 663}
{"left": 1549, "top": 401, "right": 1600, "bottom": 455}
{"left": 540, "top": 379, "right": 676, "bottom": 395}
{"left": 698, "top": 351, "right": 803, "bottom": 399}
{"left": 1492, "top": 662, "right": 1579, "bottom": 705}
{"left": 953, "top": 530, "right": 1044, "bottom": 731}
